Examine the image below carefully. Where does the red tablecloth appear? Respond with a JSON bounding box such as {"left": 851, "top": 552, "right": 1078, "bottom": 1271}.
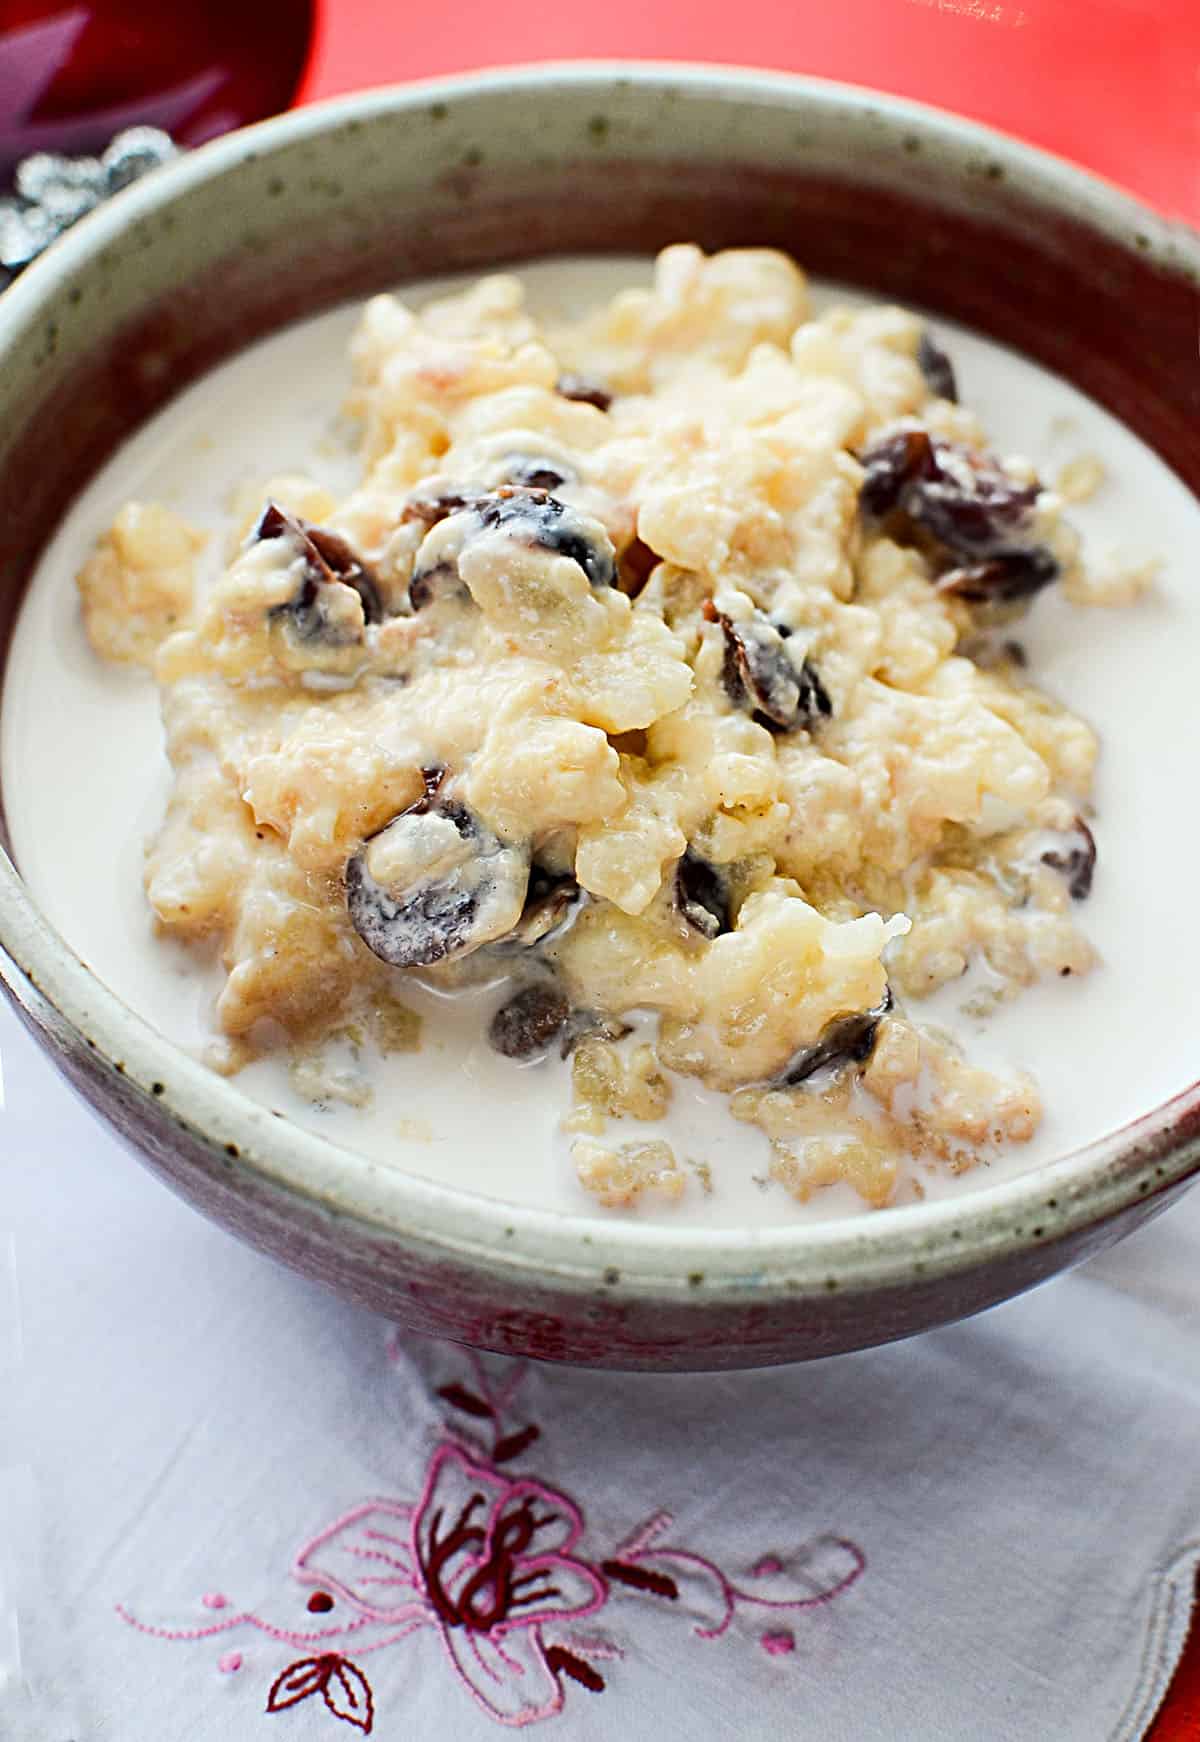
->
{"left": 304, "top": 9, "right": 1199, "bottom": 1735}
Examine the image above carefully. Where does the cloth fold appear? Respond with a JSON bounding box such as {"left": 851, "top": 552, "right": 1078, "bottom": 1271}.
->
{"left": 4, "top": 997, "right": 1200, "bottom": 1741}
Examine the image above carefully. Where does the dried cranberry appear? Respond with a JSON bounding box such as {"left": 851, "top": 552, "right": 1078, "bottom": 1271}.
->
{"left": 619, "top": 536, "right": 659, "bottom": 598}
{"left": 345, "top": 790, "right": 530, "bottom": 969}
{"left": 346, "top": 853, "right": 477, "bottom": 968}
{"left": 474, "top": 488, "right": 616, "bottom": 589}
{"left": 858, "top": 434, "right": 1059, "bottom": 607}
{"left": 488, "top": 982, "right": 571, "bottom": 1059}
{"left": 507, "top": 869, "right": 581, "bottom": 948}
{"left": 858, "top": 429, "right": 936, "bottom": 519}
{"left": 497, "top": 454, "right": 574, "bottom": 491}
{"left": 253, "top": 502, "right": 292, "bottom": 542}
{"left": 779, "top": 989, "right": 893, "bottom": 1086}
{"left": 917, "top": 331, "right": 958, "bottom": 403}
{"left": 859, "top": 434, "right": 1041, "bottom": 558}
{"left": 1041, "top": 816, "right": 1096, "bottom": 900}
{"left": 408, "top": 486, "right": 617, "bottom": 608}
{"left": 675, "top": 852, "right": 731, "bottom": 939}
{"left": 913, "top": 448, "right": 1040, "bottom": 558}
{"left": 407, "top": 560, "right": 462, "bottom": 612}
{"left": 792, "top": 654, "right": 833, "bottom": 724}
{"left": 256, "top": 502, "right": 383, "bottom": 636}
{"left": 556, "top": 373, "right": 613, "bottom": 412}
{"left": 937, "top": 547, "right": 1060, "bottom": 603}
{"left": 405, "top": 493, "right": 480, "bottom": 611}
{"left": 708, "top": 604, "right": 832, "bottom": 734}
{"left": 302, "top": 523, "right": 384, "bottom": 625}
{"left": 401, "top": 485, "right": 478, "bottom": 530}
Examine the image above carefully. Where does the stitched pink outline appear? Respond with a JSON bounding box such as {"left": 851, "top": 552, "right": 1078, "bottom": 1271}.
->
{"left": 117, "top": 1354, "right": 866, "bottom": 1729}
{"left": 614, "top": 1509, "right": 865, "bottom": 1639}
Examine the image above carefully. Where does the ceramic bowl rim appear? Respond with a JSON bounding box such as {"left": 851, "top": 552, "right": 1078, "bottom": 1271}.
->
{"left": 1, "top": 60, "right": 1198, "bottom": 1301}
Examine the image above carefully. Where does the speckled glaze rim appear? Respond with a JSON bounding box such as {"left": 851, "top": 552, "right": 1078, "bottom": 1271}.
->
{"left": 1, "top": 63, "right": 1198, "bottom": 1309}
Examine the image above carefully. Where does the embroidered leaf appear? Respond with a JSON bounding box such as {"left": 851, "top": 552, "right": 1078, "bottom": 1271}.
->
{"left": 600, "top": 1559, "right": 680, "bottom": 1600}
{"left": 545, "top": 1644, "right": 606, "bottom": 1693}
{"left": 267, "top": 1655, "right": 375, "bottom": 1733}
{"left": 322, "top": 1658, "right": 375, "bottom": 1733}
{"left": 267, "top": 1656, "right": 329, "bottom": 1712}
{"left": 493, "top": 1424, "right": 541, "bottom": 1463}
{"left": 437, "top": 1383, "right": 493, "bottom": 1419}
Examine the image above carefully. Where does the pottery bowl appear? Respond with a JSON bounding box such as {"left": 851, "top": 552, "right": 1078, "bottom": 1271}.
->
{"left": 1, "top": 65, "right": 1197, "bottom": 1369}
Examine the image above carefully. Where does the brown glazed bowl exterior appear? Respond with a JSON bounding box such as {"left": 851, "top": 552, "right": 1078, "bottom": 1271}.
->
{"left": 0, "top": 66, "right": 1197, "bottom": 1371}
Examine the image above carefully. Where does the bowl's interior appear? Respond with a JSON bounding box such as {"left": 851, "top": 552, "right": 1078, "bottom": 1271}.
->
{"left": 0, "top": 66, "right": 1198, "bottom": 1300}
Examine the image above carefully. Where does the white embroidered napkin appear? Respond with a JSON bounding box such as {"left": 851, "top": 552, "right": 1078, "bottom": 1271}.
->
{"left": 4, "top": 995, "right": 1200, "bottom": 1742}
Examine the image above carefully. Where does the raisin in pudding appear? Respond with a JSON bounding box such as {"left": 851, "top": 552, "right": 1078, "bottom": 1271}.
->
{"left": 6, "top": 248, "right": 1189, "bottom": 1226}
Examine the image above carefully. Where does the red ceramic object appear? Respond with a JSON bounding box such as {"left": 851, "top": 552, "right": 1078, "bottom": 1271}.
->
{"left": 0, "top": 0, "right": 314, "bottom": 178}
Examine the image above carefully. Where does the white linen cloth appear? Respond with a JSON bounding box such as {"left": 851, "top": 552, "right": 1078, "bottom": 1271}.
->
{"left": 3, "top": 994, "right": 1200, "bottom": 1742}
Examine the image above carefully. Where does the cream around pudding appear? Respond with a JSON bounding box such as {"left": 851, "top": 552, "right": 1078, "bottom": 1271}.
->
{"left": 5, "top": 248, "right": 1183, "bottom": 1225}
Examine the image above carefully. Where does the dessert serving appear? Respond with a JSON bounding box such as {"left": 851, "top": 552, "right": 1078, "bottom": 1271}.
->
{"left": 4, "top": 247, "right": 1167, "bottom": 1221}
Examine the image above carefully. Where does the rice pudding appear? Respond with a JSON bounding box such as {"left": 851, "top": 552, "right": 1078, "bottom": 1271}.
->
{"left": 4, "top": 249, "right": 1191, "bottom": 1225}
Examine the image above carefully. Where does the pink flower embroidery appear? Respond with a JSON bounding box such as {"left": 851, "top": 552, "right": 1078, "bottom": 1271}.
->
{"left": 117, "top": 1353, "right": 865, "bottom": 1730}
{"left": 292, "top": 1444, "right": 605, "bottom": 1725}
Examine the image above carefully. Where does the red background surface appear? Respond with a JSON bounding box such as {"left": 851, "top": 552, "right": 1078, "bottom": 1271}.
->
{"left": 297, "top": 4, "right": 1200, "bottom": 1731}
{"left": 298, "top": 0, "right": 1200, "bottom": 221}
